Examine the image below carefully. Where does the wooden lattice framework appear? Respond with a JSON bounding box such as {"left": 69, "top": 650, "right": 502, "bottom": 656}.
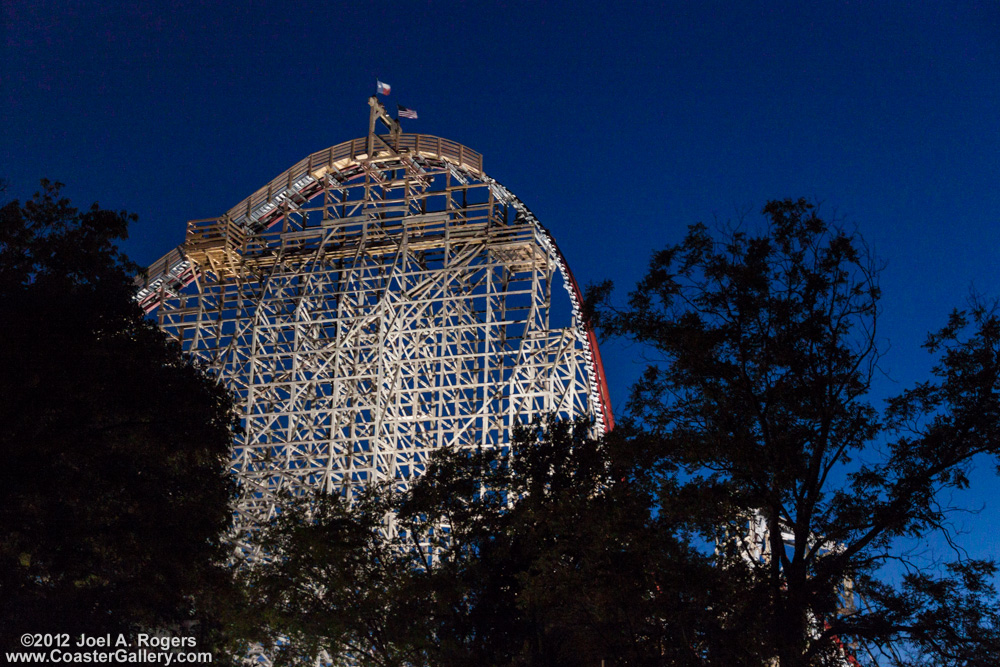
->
{"left": 137, "top": 98, "right": 612, "bottom": 552}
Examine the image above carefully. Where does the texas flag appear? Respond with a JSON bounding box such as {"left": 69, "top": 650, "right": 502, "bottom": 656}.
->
{"left": 376, "top": 80, "right": 391, "bottom": 95}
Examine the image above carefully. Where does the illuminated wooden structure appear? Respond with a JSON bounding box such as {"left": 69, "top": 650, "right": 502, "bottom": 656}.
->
{"left": 137, "top": 98, "right": 613, "bottom": 553}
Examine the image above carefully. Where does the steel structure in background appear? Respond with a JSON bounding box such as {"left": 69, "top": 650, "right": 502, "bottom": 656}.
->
{"left": 137, "top": 98, "right": 612, "bottom": 553}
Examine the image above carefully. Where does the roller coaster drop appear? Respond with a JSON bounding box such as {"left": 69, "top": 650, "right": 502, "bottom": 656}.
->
{"left": 137, "top": 98, "right": 613, "bottom": 554}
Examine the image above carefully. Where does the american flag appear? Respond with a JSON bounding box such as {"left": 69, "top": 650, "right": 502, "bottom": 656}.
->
{"left": 397, "top": 104, "right": 418, "bottom": 119}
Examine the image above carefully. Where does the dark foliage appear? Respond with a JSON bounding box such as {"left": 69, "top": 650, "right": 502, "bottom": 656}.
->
{"left": 237, "top": 484, "right": 433, "bottom": 667}
{"left": 0, "top": 181, "right": 239, "bottom": 647}
{"left": 240, "top": 418, "right": 724, "bottom": 667}
{"left": 398, "top": 417, "right": 719, "bottom": 667}
{"left": 588, "top": 199, "right": 1000, "bottom": 666}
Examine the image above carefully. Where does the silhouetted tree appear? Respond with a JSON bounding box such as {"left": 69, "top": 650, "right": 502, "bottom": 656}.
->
{"left": 240, "top": 418, "right": 721, "bottom": 667}
{"left": 398, "top": 418, "right": 717, "bottom": 667}
{"left": 588, "top": 198, "right": 1000, "bottom": 666}
{"left": 236, "top": 483, "right": 433, "bottom": 667}
{"left": 0, "top": 181, "right": 238, "bottom": 646}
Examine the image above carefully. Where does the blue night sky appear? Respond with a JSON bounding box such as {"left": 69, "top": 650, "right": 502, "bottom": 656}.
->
{"left": 4, "top": 2, "right": 1000, "bottom": 560}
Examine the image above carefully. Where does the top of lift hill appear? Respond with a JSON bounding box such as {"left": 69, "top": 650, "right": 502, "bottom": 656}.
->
{"left": 137, "top": 97, "right": 489, "bottom": 308}
{"left": 224, "top": 97, "right": 484, "bottom": 233}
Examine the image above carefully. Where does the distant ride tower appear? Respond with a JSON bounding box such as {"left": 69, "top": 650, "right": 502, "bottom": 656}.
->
{"left": 137, "top": 98, "right": 612, "bottom": 554}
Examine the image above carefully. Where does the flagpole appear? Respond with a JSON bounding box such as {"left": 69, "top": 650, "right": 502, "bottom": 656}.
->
{"left": 367, "top": 95, "right": 401, "bottom": 157}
